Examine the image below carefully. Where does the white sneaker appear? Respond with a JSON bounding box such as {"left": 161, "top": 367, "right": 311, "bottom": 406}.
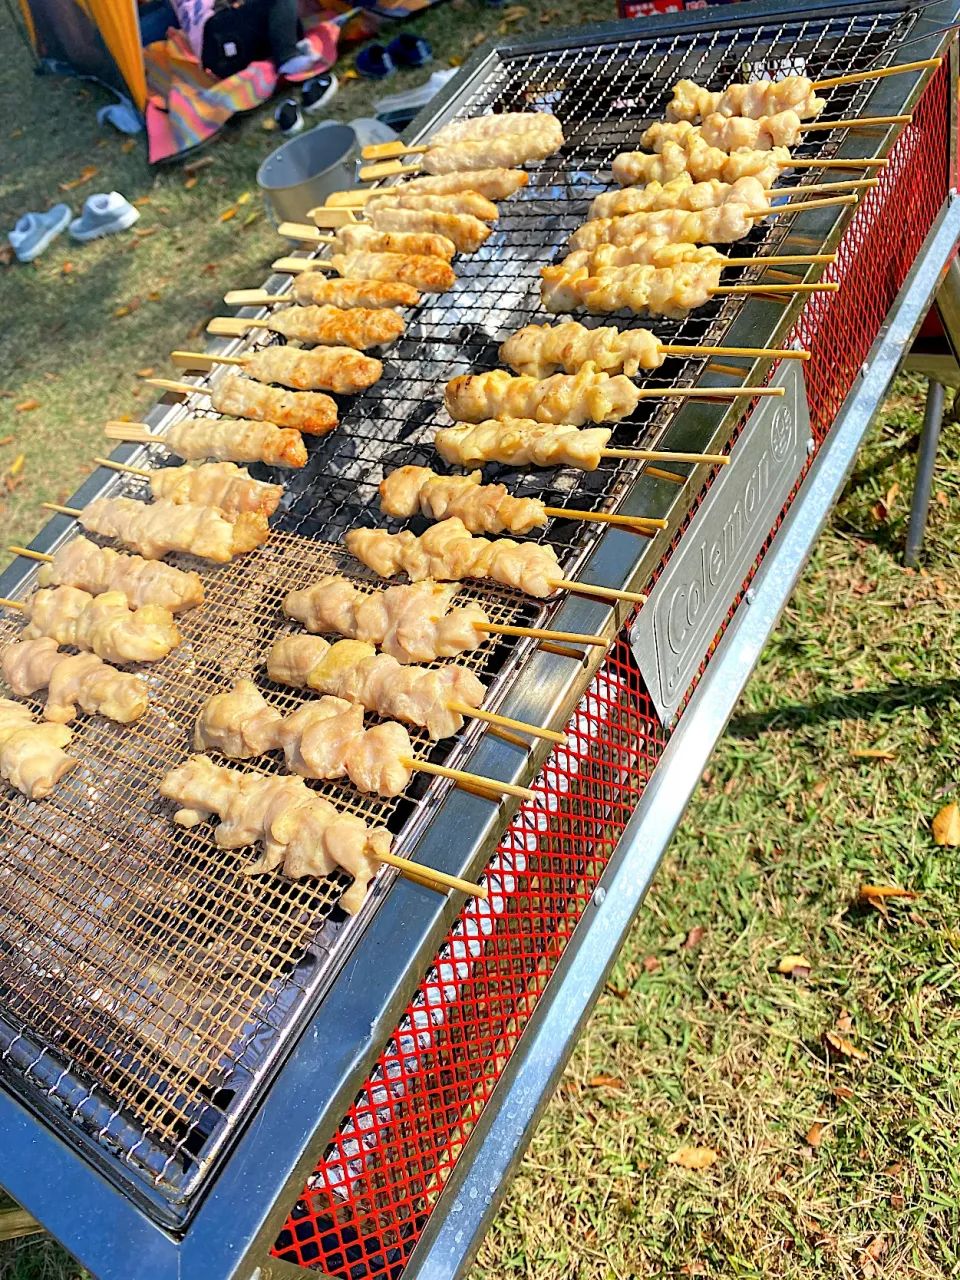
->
{"left": 69, "top": 192, "right": 140, "bottom": 242}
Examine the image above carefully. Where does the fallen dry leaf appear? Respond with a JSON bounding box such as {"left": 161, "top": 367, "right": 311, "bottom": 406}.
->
{"left": 220, "top": 206, "right": 237, "bottom": 222}
{"left": 833, "top": 1085, "right": 854, "bottom": 1100}
{"left": 805, "top": 1122, "right": 824, "bottom": 1148}
{"left": 0, "top": 435, "right": 13, "bottom": 447}
{"left": 184, "top": 156, "right": 214, "bottom": 176}
{"left": 858, "top": 884, "right": 918, "bottom": 905}
{"left": 8, "top": 454, "right": 24, "bottom": 479}
{"left": 604, "top": 982, "right": 628, "bottom": 999}
{"left": 236, "top": 191, "right": 252, "bottom": 205}
{"left": 59, "top": 164, "right": 99, "bottom": 191}
{"left": 136, "top": 367, "right": 154, "bottom": 378}
{"left": 778, "top": 954, "right": 812, "bottom": 977}
{"left": 823, "top": 1030, "right": 869, "bottom": 1063}
{"left": 932, "top": 802, "right": 960, "bottom": 846}
{"left": 466, "top": 31, "right": 487, "bottom": 49}
{"left": 342, "top": 68, "right": 359, "bottom": 80}
{"left": 667, "top": 1146, "right": 719, "bottom": 1170}
{"left": 539, "top": 5, "right": 563, "bottom": 19}
{"left": 0, "top": 245, "right": 15, "bottom": 267}
{"left": 147, "top": 289, "right": 163, "bottom": 302}
{"left": 15, "top": 399, "right": 40, "bottom": 412}
{"left": 184, "top": 176, "right": 199, "bottom": 190}
{"left": 134, "top": 227, "right": 158, "bottom": 239}
{"left": 683, "top": 925, "right": 705, "bottom": 950}
{"left": 262, "top": 116, "right": 279, "bottom": 129}
{"left": 871, "top": 500, "right": 888, "bottom": 523}
{"left": 935, "top": 490, "right": 948, "bottom": 507}
{"left": 885, "top": 481, "right": 900, "bottom": 511}
{"left": 883, "top": 1161, "right": 903, "bottom": 1177}
{"left": 812, "top": 778, "right": 828, "bottom": 798}
{"left": 9, "top": 128, "right": 23, "bottom": 139}
{"left": 61, "top": 261, "right": 73, "bottom": 274}
{"left": 850, "top": 747, "right": 896, "bottom": 761}
{"left": 242, "top": 211, "right": 260, "bottom": 227}
{"left": 133, "top": 196, "right": 151, "bottom": 207}
{"left": 642, "top": 954, "right": 660, "bottom": 972}
{"left": 448, "top": 55, "right": 463, "bottom": 66}
{"left": 187, "top": 316, "right": 208, "bottom": 339}
{"left": 587, "top": 1074, "right": 624, "bottom": 1089}
{"left": 121, "top": 138, "right": 136, "bottom": 153}
{"left": 836, "top": 1009, "right": 853, "bottom": 1035}
{"left": 501, "top": 4, "right": 528, "bottom": 16}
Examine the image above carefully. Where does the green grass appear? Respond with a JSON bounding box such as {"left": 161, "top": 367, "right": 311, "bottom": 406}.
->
{"left": 3, "top": 5, "right": 960, "bottom": 1278}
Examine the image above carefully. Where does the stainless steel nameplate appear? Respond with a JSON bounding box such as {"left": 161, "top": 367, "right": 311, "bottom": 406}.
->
{"left": 630, "top": 360, "right": 812, "bottom": 725}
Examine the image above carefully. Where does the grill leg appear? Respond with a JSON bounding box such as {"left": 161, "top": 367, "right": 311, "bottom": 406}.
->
{"left": 904, "top": 378, "right": 945, "bottom": 568}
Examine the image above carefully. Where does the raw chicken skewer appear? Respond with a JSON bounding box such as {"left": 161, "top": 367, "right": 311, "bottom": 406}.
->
{"left": 148, "top": 373, "right": 338, "bottom": 435}
{"left": 1, "top": 586, "right": 181, "bottom": 665}
{"left": 445, "top": 362, "right": 784, "bottom": 425}
{"left": 42, "top": 496, "right": 270, "bottom": 562}
{"left": 206, "top": 303, "right": 406, "bottom": 349}
{"left": 587, "top": 171, "right": 874, "bottom": 219}
{"left": 284, "top": 574, "right": 607, "bottom": 658}
{"left": 665, "top": 61, "right": 940, "bottom": 123}
{"left": 346, "top": 519, "right": 646, "bottom": 604}
{"left": 2, "top": 637, "right": 148, "bottom": 724}
{"left": 640, "top": 110, "right": 909, "bottom": 156}
{"left": 567, "top": 192, "right": 857, "bottom": 252}
{"left": 379, "top": 465, "right": 664, "bottom": 535}
{"left": 435, "top": 419, "right": 730, "bottom": 472}
{"left": 541, "top": 260, "right": 837, "bottom": 317}
{"left": 8, "top": 537, "right": 204, "bottom": 613}
{"left": 500, "top": 320, "right": 809, "bottom": 379}
{"left": 560, "top": 238, "right": 837, "bottom": 276}
{"left": 430, "top": 112, "right": 564, "bottom": 150}
{"left": 105, "top": 418, "right": 308, "bottom": 470}
{"left": 267, "top": 634, "right": 565, "bottom": 743}
{"left": 194, "top": 678, "right": 532, "bottom": 801}
{"left": 95, "top": 457, "right": 283, "bottom": 518}
{"left": 331, "top": 168, "right": 529, "bottom": 206}
{"left": 170, "top": 346, "right": 383, "bottom": 395}
{"left": 0, "top": 698, "right": 76, "bottom": 799}
{"left": 612, "top": 138, "right": 886, "bottom": 188}
{"left": 160, "top": 754, "right": 486, "bottom": 909}
{"left": 224, "top": 276, "right": 422, "bottom": 311}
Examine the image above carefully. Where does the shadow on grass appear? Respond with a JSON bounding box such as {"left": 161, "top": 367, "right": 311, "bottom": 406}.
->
{"left": 727, "top": 677, "right": 960, "bottom": 739}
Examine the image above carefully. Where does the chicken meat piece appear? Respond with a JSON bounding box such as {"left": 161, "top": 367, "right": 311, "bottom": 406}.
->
{"left": 445, "top": 363, "right": 641, "bottom": 426}
{"left": 291, "top": 273, "right": 421, "bottom": 310}
{"left": 164, "top": 417, "right": 307, "bottom": 469}
{"left": 563, "top": 240, "right": 724, "bottom": 275}
{"left": 431, "top": 111, "right": 563, "bottom": 148}
{"left": 0, "top": 698, "right": 77, "bottom": 799}
{"left": 284, "top": 577, "right": 361, "bottom": 639}
{"left": 379, "top": 465, "right": 547, "bottom": 535}
{"left": 501, "top": 321, "right": 664, "bottom": 378}
{"left": 568, "top": 184, "right": 767, "bottom": 252}
{"left": 211, "top": 373, "right": 338, "bottom": 435}
{"left": 667, "top": 76, "right": 825, "bottom": 123}
{"left": 159, "top": 754, "right": 387, "bottom": 913}
{"left": 423, "top": 118, "right": 564, "bottom": 174}
{"left": 589, "top": 173, "right": 769, "bottom": 220}
{"left": 642, "top": 110, "right": 803, "bottom": 154}
{"left": 344, "top": 721, "right": 413, "bottom": 797}
{"left": 541, "top": 260, "right": 723, "bottom": 318}
{"left": 332, "top": 223, "right": 456, "bottom": 261}
{"left": 365, "top": 190, "right": 500, "bottom": 223}
{"left": 22, "top": 586, "right": 181, "bottom": 665}
{"left": 80, "top": 496, "right": 269, "bottom": 562}
{"left": 237, "top": 346, "right": 382, "bottom": 395}
{"left": 371, "top": 168, "right": 528, "bottom": 201}
{"left": 327, "top": 251, "right": 456, "bottom": 293}
{"left": 265, "top": 303, "right": 406, "bottom": 350}
{"left": 149, "top": 462, "right": 283, "bottom": 517}
{"left": 368, "top": 205, "right": 493, "bottom": 255}
{"left": 346, "top": 518, "right": 562, "bottom": 598}
{"left": 194, "top": 679, "right": 284, "bottom": 758}
{"left": 2, "top": 637, "right": 148, "bottom": 724}
{"left": 612, "top": 139, "right": 789, "bottom": 188}
{"left": 435, "top": 419, "right": 612, "bottom": 472}
{"left": 278, "top": 697, "right": 364, "bottom": 780}
{"left": 267, "top": 636, "right": 486, "bottom": 740}
{"left": 36, "top": 536, "right": 203, "bottom": 613}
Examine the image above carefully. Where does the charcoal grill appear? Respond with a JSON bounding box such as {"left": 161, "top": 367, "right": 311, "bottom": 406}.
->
{"left": 1, "top": 1, "right": 958, "bottom": 1276}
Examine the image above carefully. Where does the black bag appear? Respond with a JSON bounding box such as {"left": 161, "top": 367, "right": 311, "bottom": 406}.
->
{"left": 200, "top": 0, "right": 265, "bottom": 79}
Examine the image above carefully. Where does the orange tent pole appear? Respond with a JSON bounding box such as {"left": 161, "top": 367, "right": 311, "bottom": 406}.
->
{"left": 17, "top": 0, "right": 38, "bottom": 49}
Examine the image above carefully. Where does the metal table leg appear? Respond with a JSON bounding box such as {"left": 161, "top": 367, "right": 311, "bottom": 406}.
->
{"left": 905, "top": 378, "right": 946, "bottom": 567}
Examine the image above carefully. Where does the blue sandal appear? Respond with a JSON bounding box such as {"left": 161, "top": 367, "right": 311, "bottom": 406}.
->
{"left": 355, "top": 44, "right": 396, "bottom": 80}
{"left": 386, "top": 34, "right": 433, "bottom": 68}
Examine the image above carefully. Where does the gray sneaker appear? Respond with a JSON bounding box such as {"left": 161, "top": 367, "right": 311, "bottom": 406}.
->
{"left": 8, "top": 204, "right": 72, "bottom": 262}
{"left": 69, "top": 192, "right": 140, "bottom": 243}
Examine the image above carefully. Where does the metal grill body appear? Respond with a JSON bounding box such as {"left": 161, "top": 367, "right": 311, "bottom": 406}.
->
{"left": 0, "top": 2, "right": 957, "bottom": 1278}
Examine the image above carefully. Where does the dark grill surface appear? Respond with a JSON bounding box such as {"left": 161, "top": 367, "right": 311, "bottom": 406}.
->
{"left": 0, "top": 0, "right": 929, "bottom": 1225}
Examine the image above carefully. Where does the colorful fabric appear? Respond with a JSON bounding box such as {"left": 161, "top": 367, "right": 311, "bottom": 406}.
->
{"left": 171, "top": 0, "right": 215, "bottom": 58}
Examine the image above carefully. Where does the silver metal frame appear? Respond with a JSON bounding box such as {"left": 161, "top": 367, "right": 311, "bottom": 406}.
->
{"left": 0, "top": 2, "right": 956, "bottom": 1276}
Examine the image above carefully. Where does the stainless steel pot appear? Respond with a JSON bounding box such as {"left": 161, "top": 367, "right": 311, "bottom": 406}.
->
{"left": 257, "top": 121, "right": 357, "bottom": 229}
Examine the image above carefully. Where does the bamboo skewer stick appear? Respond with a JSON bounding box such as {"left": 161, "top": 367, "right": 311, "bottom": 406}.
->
{"left": 361, "top": 141, "right": 429, "bottom": 161}
{"left": 446, "top": 700, "right": 566, "bottom": 743}
{"left": 360, "top": 160, "right": 424, "bottom": 181}
{"left": 552, "top": 580, "right": 646, "bottom": 604}
{"left": 8, "top": 546, "right": 53, "bottom": 563}
{"left": 541, "top": 506, "right": 665, "bottom": 528}
{"left": 781, "top": 157, "right": 888, "bottom": 168}
{"left": 660, "top": 342, "right": 809, "bottom": 359}
{"left": 477, "top": 622, "right": 606, "bottom": 648}
{"left": 636, "top": 385, "right": 785, "bottom": 399}
{"left": 781, "top": 177, "right": 878, "bottom": 195}
{"left": 105, "top": 422, "right": 157, "bottom": 443}
{"left": 403, "top": 756, "right": 534, "bottom": 801}
{"left": 811, "top": 56, "right": 940, "bottom": 90}
{"left": 95, "top": 457, "right": 151, "bottom": 478}
{"left": 224, "top": 288, "right": 290, "bottom": 306}
{"left": 43, "top": 503, "right": 83, "bottom": 517}
{"left": 748, "top": 194, "right": 858, "bottom": 217}
{"left": 798, "top": 113, "right": 911, "bottom": 132}
{"left": 170, "top": 351, "right": 246, "bottom": 372}
{"left": 147, "top": 379, "right": 211, "bottom": 397}
{"left": 601, "top": 448, "right": 728, "bottom": 464}
{"left": 0, "top": 598, "right": 25, "bottom": 611}
{"left": 710, "top": 282, "right": 840, "bottom": 295}
{"left": 373, "top": 846, "right": 488, "bottom": 898}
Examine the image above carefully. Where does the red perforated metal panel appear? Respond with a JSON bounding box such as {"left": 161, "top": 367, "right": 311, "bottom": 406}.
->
{"left": 273, "top": 64, "right": 950, "bottom": 1277}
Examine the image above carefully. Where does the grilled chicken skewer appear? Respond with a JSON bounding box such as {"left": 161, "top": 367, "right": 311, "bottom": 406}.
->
{"left": 208, "top": 303, "right": 406, "bottom": 349}
{"left": 3, "top": 585, "right": 181, "bottom": 664}
{"left": 195, "top": 678, "right": 530, "bottom": 801}
{"left": 43, "top": 496, "right": 270, "bottom": 562}
{"left": 149, "top": 373, "right": 338, "bottom": 435}
{"left": 367, "top": 118, "right": 565, "bottom": 176}
{"left": 10, "top": 535, "right": 204, "bottom": 612}
{"left": 160, "top": 754, "right": 390, "bottom": 913}
{"left": 358, "top": 206, "right": 493, "bottom": 255}
{"left": 284, "top": 577, "right": 490, "bottom": 662}
{"left": 304, "top": 204, "right": 495, "bottom": 255}
{"left": 2, "top": 637, "right": 149, "bottom": 724}
{"left": 296, "top": 250, "right": 455, "bottom": 292}
{"left": 173, "top": 346, "right": 383, "bottom": 395}
{"left": 0, "top": 698, "right": 76, "bottom": 799}
{"left": 105, "top": 417, "right": 308, "bottom": 470}
{"left": 97, "top": 458, "right": 282, "bottom": 518}
{"left": 611, "top": 136, "right": 887, "bottom": 188}
{"left": 345, "top": 167, "right": 528, "bottom": 203}
{"left": 642, "top": 112, "right": 805, "bottom": 154}
{"left": 436, "top": 419, "right": 615, "bottom": 471}
{"left": 287, "top": 275, "right": 422, "bottom": 310}
{"left": 322, "top": 223, "right": 457, "bottom": 261}
{"left": 587, "top": 171, "right": 872, "bottom": 219}
{"left": 666, "top": 76, "right": 827, "bottom": 123}
{"left": 431, "top": 112, "right": 563, "bottom": 149}
{"left": 363, "top": 190, "right": 500, "bottom": 221}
